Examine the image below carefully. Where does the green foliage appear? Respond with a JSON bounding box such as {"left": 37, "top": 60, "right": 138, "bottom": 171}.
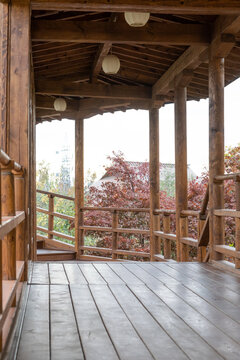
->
{"left": 36, "top": 161, "right": 75, "bottom": 244}
{"left": 160, "top": 168, "right": 175, "bottom": 197}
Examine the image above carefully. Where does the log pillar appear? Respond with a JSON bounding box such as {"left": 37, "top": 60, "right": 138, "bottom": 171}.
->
{"left": 174, "top": 85, "right": 188, "bottom": 262}
{"left": 209, "top": 56, "right": 225, "bottom": 261}
{"left": 149, "top": 108, "right": 160, "bottom": 261}
{"left": 0, "top": 2, "right": 9, "bottom": 153}
{"left": 8, "top": 0, "right": 31, "bottom": 269}
{"left": 75, "top": 119, "right": 84, "bottom": 259}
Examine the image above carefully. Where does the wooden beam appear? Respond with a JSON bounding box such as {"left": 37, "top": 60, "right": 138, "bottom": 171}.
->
{"left": 91, "top": 42, "right": 111, "bottom": 82}
{"left": 152, "top": 45, "right": 207, "bottom": 96}
{"left": 35, "top": 80, "right": 152, "bottom": 100}
{"left": 31, "top": 1, "right": 240, "bottom": 15}
{"left": 153, "top": 14, "right": 240, "bottom": 96}
{"left": 36, "top": 95, "right": 79, "bottom": 112}
{"left": 210, "top": 15, "right": 240, "bottom": 57}
{"left": 32, "top": 20, "right": 210, "bottom": 46}
{"left": 91, "top": 13, "right": 117, "bottom": 82}
{"left": 36, "top": 109, "right": 77, "bottom": 118}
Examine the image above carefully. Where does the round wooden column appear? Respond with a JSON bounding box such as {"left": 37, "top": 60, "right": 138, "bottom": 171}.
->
{"left": 209, "top": 56, "right": 225, "bottom": 261}
{"left": 174, "top": 85, "right": 188, "bottom": 262}
{"left": 1, "top": 166, "right": 16, "bottom": 280}
{"left": 149, "top": 108, "right": 160, "bottom": 261}
{"left": 75, "top": 118, "right": 84, "bottom": 259}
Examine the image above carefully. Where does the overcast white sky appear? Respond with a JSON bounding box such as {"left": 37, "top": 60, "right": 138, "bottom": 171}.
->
{"left": 37, "top": 77, "right": 240, "bottom": 179}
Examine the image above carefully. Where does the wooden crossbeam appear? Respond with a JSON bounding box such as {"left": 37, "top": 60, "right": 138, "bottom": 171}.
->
{"left": 91, "top": 13, "right": 117, "bottom": 82}
{"left": 35, "top": 79, "right": 152, "bottom": 100}
{"left": 152, "top": 45, "right": 207, "bottom": 96}
{"left": 31, "top": 1, "right": 240, "bottom": 15}
{"left": 32, "top": 20, "right": 210, "bottom": 46}
{"left": 36, "top": 95, "right": 79, "bottom": 111}
{"left": 153, "top": 15, "right": 240, "bottom": 96}
{"left": 35, "top": 96, "right": 164, "bottom": 121}
{"left": 210, "top": 15, "right": 240, "bottom": 57}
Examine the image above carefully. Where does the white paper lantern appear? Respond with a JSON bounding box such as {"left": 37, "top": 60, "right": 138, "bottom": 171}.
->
{"left": 102, "top": 55, "right": 120, "bottom": 74}
{"left": 54, "top": 97, "right": 67, "bottom": 112}
{"left": 124, "top": 12, "right": 150, "bottom": 27}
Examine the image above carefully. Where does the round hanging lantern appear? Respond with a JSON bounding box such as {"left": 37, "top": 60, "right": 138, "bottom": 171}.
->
{"left": 102, "top": 55, "right": 120, "bottom": 75}
{"left": 124, "top": 12, "right": 150, "bottom": 27}
{"left": 54, "top": 97, "right": 67, "bottom": 112}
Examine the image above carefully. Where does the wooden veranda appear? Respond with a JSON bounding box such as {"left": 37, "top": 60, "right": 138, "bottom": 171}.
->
{"left": 1, "top": 0, "right": 240, "bottom": 358}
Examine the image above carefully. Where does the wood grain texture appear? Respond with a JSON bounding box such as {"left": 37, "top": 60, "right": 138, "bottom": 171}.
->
{"left": 17, "top": 262, "right": 240, "bottom": 359}
{"left": 31, "top": 0, "right": 240, "bottom": 14}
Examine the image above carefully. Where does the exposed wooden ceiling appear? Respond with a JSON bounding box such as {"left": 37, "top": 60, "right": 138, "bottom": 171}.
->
{"left": 31, "top": 5, "right": 240, "bottom": 123}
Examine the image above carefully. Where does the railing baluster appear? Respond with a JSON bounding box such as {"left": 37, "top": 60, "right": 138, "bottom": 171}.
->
{"left": 0, "top": 167, "right": 2, "bottom": 350}
{"left": 15, "top": 173, "right": 25, "bottom": 260}
{"left": 154, "top": 214, "right": 161, "bottom": 256}
{"left": 48, "top": 194, "right": 54, "bottom": 240}
{"left": 112, "top": 210, "right": 119, "bottom": 260}
{"left": 163, "top": 214, "right": 171, "bottom": 259}
{"left": 1, "top": 163, "right": 16, "bottom": 280}
{"left": 180, "top": 216, "right": 189, "bottom": 261}
{"left": 197, "top": 216, "right": 207, "bottom": 262}
{"left": 235, "top": 177, "right": 240, "bottom": 269}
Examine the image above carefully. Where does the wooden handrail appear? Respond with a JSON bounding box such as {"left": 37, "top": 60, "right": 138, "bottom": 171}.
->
{"left": 214, "top": 173, "right": 240, "bottom": 182}
{"left": 0, "top": 149, "right": 22, "bottom": 172}
{"left": 80, "top": 206, "right": 150, "bottom": 213}
{"left": 36, "top": 189, "right": 74, "bottom": 201}
{"left": 153, "top": 209, "right": 176, "bottom": 215}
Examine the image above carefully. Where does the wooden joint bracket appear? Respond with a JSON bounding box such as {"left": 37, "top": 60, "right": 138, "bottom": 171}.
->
{"left": 174, "top": 69, "right": 194, "bottom": 88}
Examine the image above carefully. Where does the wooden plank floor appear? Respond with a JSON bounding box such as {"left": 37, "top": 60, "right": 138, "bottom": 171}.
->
{"left": 16, "top": 262, "right": 240, "bottom": 360}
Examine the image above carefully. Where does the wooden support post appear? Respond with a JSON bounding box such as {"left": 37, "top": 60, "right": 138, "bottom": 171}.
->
{"left": 1, "top": 166, "right": 16, "bottom": 280}
{"left": 235, "top": 177, "right": 240, "bottom": 268}
{"left": 9, "top": 0, "right": 31, "bottom": 271}
{"left": 209, "top": 56, "right": 225, "bottom": 261}
{"left": 75, "top": 119, "right": 84, "bottom": 259}
{"left": 163, "top": 214, "right": 171, "bottom": 259}
{"left": 174, "top": 85, "right": 188, "bottom": 262}
{"left": 15, "top": 174, "right": 25, "bottom": 262}
{"left": 48, "top": 194, "right": 54, "bottom": 240}
{"left": 112, "top": 210, "right": 119, "bottom": 260}
{"left": 0, "top": 2, "right": 9, "bottom": 153}
{"left": 149, "top": 108, "right": 160, "bottom": 261}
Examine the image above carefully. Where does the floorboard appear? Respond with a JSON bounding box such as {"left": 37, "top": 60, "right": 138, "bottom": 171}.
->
{"left": 50, "top": 285, "right": 84, "bottom": 360}
{"left": 16, "top": 262, "right": 240, "bottom": 360}
{"left": 17, "top": 285, "right": 50, "bottom": 360}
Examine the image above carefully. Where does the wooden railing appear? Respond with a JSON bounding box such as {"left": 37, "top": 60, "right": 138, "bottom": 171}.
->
{"left": 0, "top": 149, "right": 26, "bottom": 352}
{"left": 212, "top": 173, "right": 240, "bottom": 270}
{"left": 36, "top": 190, "right": 151, "bottom": 260}
{"left": 36, "top": 188, "right": 210, "bottom": 262}
{"left": 36, "top": 189, "right": 75, "bottom": 251}
{"left": 36, "top": 186, "right": 211, "bottom": 262}
{"left": 153, "top": 185, "right": 209, "bottom": 262}
{"left": 78, "top": 206, "right": 150, "bottom": 261}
